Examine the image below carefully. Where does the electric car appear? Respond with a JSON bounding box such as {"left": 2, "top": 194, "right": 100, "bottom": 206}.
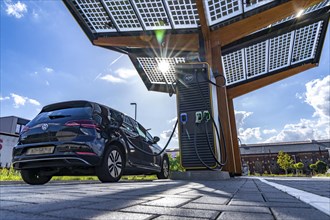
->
{"left": 12, "top": 100, "right": 169, "bottom": 185}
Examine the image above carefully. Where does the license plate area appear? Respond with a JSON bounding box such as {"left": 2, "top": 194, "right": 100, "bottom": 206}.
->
{"left": 26, "top": 146, "right": 54, "bottom": 155}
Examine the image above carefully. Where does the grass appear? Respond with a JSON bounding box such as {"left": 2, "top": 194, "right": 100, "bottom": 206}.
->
{"left": 0, "top": 168, "right": 158, "bottom": 182}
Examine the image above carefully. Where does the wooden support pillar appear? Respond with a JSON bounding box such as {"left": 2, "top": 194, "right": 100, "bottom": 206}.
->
{"left": 212, "top": 46, "right": 242, "bottom": 175}
{"left": 197, "top": 0, "right": 242, "bottom": 175}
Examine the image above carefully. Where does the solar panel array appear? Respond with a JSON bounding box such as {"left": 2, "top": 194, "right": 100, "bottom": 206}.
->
{"left": 253, "top": 0, "right": 329, "bottom": 34}
{"left": 222, "top": 21, "right": 324, "bottom": 85}
{"left": 71, "top": 0, "right": 276, "bottom": 33}
{"left": 137, "top": 57, "right": 185, "bottom": 84}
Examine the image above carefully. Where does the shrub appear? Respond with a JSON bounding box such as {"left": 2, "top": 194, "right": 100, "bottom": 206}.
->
{"left": 309, "top": 163, "right": 317, "bottom": 175}
{"left": 168, "top": 154, "right": 185, "bottom": 172}
{"left": 315, "top": 160, "right": 327, "bottom": 174}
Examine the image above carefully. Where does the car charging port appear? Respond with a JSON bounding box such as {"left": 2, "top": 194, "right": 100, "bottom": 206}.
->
{"left": 195, "top": 111, "right": 203, "bottom": 124}
{"left": 203, "top": 111, "right": 210, "bottom": 122}
{"left": 180, "top": 113, "right": 188, "bottom": 125}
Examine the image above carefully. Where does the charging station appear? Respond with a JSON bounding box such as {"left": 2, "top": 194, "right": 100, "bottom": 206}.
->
{"left": 176, "top": 63, "right": 222, "bottom": 170}
{"left": 64, "top": 0, "right": 330, "bottom": 175}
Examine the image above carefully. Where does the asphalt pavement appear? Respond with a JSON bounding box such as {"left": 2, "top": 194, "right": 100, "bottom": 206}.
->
{"left": 0, "top": 177, "right": 329, "bottom": 219}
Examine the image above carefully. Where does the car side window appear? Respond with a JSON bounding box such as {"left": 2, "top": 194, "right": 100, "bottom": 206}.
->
{"left": 146, "top": 131, "right": 153, "bottom": 143}
{"left": 122, "top": 116, "right": 136, "bottom": 133}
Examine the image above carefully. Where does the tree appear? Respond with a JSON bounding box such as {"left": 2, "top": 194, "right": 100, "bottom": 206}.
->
{"left": 293, "top": 162, "right": 304, "bottom": 175}
{"left": 309, "top": 163, "right": 317, "bottom": 175}
{"left": 315, "top": 160, "right": 327, "bottom": 174}
{"left": 277, "top": 151, "right": 294, "bottom": 175}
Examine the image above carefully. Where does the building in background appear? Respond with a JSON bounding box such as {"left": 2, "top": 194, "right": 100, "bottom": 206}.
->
{"left": 0, "top": 116, "right": 30, "bottom": 168}
{"left": 240, "top": 140, "right": 330, "bottom": 175}
{"left": 166, "top": 140, "right": 330, "bottom": 175}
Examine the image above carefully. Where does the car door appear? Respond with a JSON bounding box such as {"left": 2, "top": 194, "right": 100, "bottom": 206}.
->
{"left": 121, "top": 116, "right": 145, "bottom": 166}
{"left": 134, "top": 122, "right": 159, "bottom": 170}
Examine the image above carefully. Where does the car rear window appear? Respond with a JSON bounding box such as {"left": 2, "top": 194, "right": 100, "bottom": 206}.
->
{"left": 28, "top": 107, "right": 93, "bottom": 126}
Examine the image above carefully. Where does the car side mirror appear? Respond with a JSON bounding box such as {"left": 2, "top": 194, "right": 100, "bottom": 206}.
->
{"left": 153, "top": 136, "right": 160, "bottom": 144}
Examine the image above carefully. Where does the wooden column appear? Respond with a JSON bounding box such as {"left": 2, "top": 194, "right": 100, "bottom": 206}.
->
{"left": 197, "top": 0, "right": 242, "bottom": 175}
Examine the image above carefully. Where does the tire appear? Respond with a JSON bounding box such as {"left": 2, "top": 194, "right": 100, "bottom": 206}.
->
{"left": 20, "top": 169, "right": 52, "bottom": 185}
{"left": 157, "top": 156, "right": 170, "bottom": 179}
{"left": 96, "top": 145, "right": 125, "bottom": 183}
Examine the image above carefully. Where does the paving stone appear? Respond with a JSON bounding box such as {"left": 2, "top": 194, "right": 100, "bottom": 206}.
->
{"left": 121, "top": 204, "right": 219, "bottom": 219}
{"left": 0, "top": 210, "right": 60, "bottom": 220}
{"left": 182, "top": 203, "right": 271, "bottom": 214}
{"left": 46, "top": 208, "right": 153, "bottom": 219}
{"left": 153, "top": 215, "right": 208, "bottom": 220}
{"left": 233, "top": 193, "right": 265, "bottom": 202}
{"left": 271, "top": 207, "right": 330, "bottom": 220}
{"left": 3, "top": 200, "right": 91, "bottom": 213}
{"left": 143, "top": 197, "right": 191, "bottom": 207}
{"left": 217, "top": 211, "right": 274, "bottom": 220}
{"left": 81, "top": 199, "right": 146, "bottom": 211}
{"left": 229, "top": 200, "right": 310, "bottom": 208}
{"left": 0, "top": 200, "right": 36, "bottom": 207}
{"left": 191, "top": 196, "right": 230, "bottom": 205}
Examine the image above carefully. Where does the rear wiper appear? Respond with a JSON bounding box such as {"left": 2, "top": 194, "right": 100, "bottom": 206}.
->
{"left": 48, "top": 115, "right": 71, "bottom": 119}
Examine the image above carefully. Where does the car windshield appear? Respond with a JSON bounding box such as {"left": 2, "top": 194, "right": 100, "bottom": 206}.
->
{"left": 29, "top": 107, "right": 93, "bottom": 126}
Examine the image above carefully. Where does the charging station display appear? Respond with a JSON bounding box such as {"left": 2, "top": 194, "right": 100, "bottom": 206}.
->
{"left": 175, "top": 63, "right": 221, "bottom": 170}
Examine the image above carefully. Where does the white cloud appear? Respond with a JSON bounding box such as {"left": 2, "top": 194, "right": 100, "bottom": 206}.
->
{"left": 235, "top": 110, "right": 253, "bottom": 128}
{"left": 305, "top": 75, "right": 330, "bottom": 120}
{"left": 11, "top": 93, "right": 26, "bottom": 108}
{"left": 168, "top": 117, "right": 177, "bottom": 124}
{"left": 10, "top": 93, "right": 41, "bottom": 108}
{"left": 238, "top": 127, "right": 262, "bottom": 142}
{"left": 44, "top": 67, "right": 54, "bottom": 73}
{"left": 263, "top": 129, "right": 277, "bottom": 135}
{"left": 28, "top": 98, "right": 41, "bottom": 106}
{"left": 0, "top": 96, "right": 10, "bottom": 101}
{"left": 100, "top": 74, "right": 125, "bottom": 83}
{"left": 115, "top": 68, "right": 138, "bottom": 79}
{"left": 160, "top": 129, "right": 178, "bottom": 140}
{"left": 266, "top": 76, "right": 330, "bottom": 143}
{"left": 5, "top": 1, "right": 27, "bottom": 19}
{"left": 265, "top": 119, "right": 324, "bottom": 143}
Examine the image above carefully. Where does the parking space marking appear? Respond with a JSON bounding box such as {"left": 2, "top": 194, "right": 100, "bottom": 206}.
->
{"left": 258, "top": 177, "right": 330, "bottom": 216}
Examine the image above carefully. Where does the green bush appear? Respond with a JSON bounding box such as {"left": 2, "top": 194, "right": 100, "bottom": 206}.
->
{"left": 169, "top": 153, "right": 185, "bottom": 172}
{"left": 315, "top": 160, "right": 327, "bottom": 174}
{"left": 309, "top": 163, "right": 317, "bottom": 175}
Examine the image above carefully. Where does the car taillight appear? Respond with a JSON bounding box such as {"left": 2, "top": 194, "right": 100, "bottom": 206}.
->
{"left": 65, "top": 120, "right": 100, "bottom": 130}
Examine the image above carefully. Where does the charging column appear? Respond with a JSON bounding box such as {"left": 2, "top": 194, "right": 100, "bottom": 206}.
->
{"left": 176, "top": 63, "right": 221, "bottom": 170}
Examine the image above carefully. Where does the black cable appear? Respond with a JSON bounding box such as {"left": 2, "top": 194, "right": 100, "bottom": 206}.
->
{"left": 195, "top": 70, "right": 228, "bottom": 166}
{"left": 121, "top": 120, "right": 178, "bottom": 157}
{"left": 193, "top": 124, "right": 221, "bottom": 171}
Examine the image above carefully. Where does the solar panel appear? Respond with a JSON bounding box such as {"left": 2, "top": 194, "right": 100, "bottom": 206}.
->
{"left": 204, "top": 0, "right": 242, "bottom": 26}
{"left": 221, "top": 49, "right": 246, "bottom": 85}
{"left": 164, "top": 0, "right": 199, "bottom": 29}
{"left": 72, "top": 0, "right": 115, "bottom": 33}
{"left": 245, "top": 40, "right": 268, "bottom": 79}
{"left": 222, "top": 20, "right": 325, "bottom": 86}
{"left": 137, "top": 57, "right": 185, "bottom": 84}
{"left": 103, "top": 0, "right": 143, "bottom": 32}
{"left": 132, "top": 0, "right": 171, "bottom": 30}
{"left": 268, "top": 31, "right": 294, "bottom": 72}
{"left": 291, "top": 21, "right": 323, "bottom": 64}
{"left": 244, "top": 0, "right": 274, "bottom": 12}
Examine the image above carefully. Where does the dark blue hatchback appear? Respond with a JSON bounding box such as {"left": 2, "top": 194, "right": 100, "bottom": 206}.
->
{"left": 12, "top": 100, "right": 169, "bottom": 185}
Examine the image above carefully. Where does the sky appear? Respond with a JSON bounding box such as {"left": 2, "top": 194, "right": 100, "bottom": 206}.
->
{"left": 0, "top": 1, "right": 329, "bottom": 148}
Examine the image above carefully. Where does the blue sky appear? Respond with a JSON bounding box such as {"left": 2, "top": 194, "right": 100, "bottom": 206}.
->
{"left": 1, "top": 1, "right": 329, "bottom": 147}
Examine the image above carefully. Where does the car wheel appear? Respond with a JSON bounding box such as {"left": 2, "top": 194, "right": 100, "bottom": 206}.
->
{"left": 157, "top": 156, "right": 170, "bottom": 179}
{"left": 96, "top": 145, "right": 124, "bottom": 183}
{"left": 20, "top": 169, "right": 52, "bottom": 185}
